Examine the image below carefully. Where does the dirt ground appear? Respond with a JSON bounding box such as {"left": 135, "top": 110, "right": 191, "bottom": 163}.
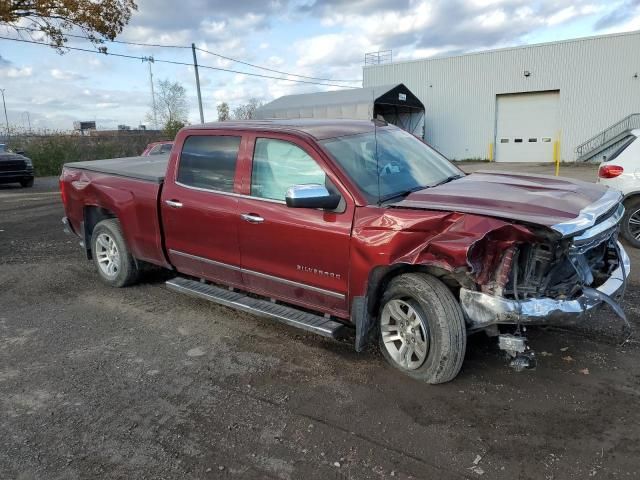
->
{"left": 1, "top": 170, "right": 639, "bottom": 480}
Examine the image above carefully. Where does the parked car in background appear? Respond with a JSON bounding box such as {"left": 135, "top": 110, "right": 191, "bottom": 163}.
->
{"left": 597, "top": 129, "right": 640, "bottom": 248}
{"left": 141, "top": 141, "right": 173, "bottom": 156}
{"left": 60, "top": 120, "right": 630, "bottom": 383}
{"left": 0, "top": 143, "right": 34, "bottom": 188}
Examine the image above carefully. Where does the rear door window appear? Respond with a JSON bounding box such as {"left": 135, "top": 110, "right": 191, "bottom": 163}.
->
{"left": 605, "top": 135, "right": 636, "bottom": 162}
{"left": 250, "top": 138, "right": 326, "bottom": 201}
{"left": 177, "top": 135, "right": 241, "bottom": 192}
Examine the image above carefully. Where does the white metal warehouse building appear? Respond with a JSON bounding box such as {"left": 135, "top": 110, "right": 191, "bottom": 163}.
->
{"left": 363, "top": 31, "right": 640, "bottom": 162}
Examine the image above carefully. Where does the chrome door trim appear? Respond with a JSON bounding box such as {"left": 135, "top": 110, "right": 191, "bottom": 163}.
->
{"left": 169, "top": 249, "right": 345, "bottom": 300}
{"left": 174, "top": 181, "right": 286, "bottom": 205}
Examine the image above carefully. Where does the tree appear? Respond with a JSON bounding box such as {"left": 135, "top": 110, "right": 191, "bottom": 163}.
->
{"left": 217, "top": 102, "right": 230, "bottom": 121}
{"left": 232, "top": 98, "right": 263, "bottom": 120}
{"left": 0, "top": 1, "right": 138, "bottom": 51}
{"left": 163, "top": 119, "right": 185, "bottom": 139}
{"left": 147, "top": 79, "right": 188, "bottom": 138}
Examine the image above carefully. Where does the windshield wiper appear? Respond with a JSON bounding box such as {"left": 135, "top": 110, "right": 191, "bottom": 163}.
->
{"left": 379, "top": 185, "right": 425, "bottom": 203}
{"left": 432, "top": 174, "right": 464, "bottom": 187}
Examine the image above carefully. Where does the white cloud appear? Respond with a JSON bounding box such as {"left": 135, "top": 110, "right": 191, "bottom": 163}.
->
{"left": 0, "top": 66, "right": 33, "bottom": 78}
{"left": 50, "top": 69, "right": 86, "bottom": 81}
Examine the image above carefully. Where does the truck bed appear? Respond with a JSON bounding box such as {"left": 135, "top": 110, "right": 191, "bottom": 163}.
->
{"left": 64, "top": 154, "right": 169, "bottom": 183}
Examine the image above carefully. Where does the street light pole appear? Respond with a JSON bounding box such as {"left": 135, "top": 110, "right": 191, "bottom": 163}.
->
{"left": 0, "top": 89, "right": 9, "bottom": 141}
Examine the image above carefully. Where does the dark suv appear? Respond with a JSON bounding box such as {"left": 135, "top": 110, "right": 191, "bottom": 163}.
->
{"left": 0, "top": 144, "right": 34, "bottom": 188}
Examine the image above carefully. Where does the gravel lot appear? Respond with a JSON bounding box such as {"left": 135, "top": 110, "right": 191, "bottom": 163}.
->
{"left": 1, "top": 170, "right": 639, "bottom": 480}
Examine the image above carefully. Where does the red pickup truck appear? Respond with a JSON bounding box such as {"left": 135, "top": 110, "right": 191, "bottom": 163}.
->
{"left": 60, "top": 119, "right": 630, "bottom": 383}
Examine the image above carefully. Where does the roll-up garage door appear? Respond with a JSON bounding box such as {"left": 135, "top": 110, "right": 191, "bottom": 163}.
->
{"left": 495, "top": 91, "right": 560, "bottom": 163}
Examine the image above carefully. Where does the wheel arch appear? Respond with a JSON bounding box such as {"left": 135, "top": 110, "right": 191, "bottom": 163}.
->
{"left": 354, "top": 262, "right": 470, "bottom": 352}
{"left": 623, "top": 191, "right": 640, "bottom": 202}
{"left": 365, "top": 263, "right": 468, "bottom": 318}
{"left": 83, "top": 206, "right": 117, "bottom": 259}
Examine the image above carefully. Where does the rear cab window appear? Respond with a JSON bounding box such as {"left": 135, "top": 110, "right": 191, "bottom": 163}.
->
{"left": 177, "top": 135, "right": 242, "bottom": 192}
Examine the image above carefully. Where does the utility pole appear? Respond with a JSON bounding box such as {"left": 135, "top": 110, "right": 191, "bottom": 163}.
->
{"left": 142, "top": 56, "right": 157, "bottom": 129}
{"left": 23, "top": 111, "right": 31, "bottom": 132}
{"left": 192, "top": 43, "right": 205, "bottom": 123}
{"left": 0, "top": 89, "right": 9, "bottom": 141}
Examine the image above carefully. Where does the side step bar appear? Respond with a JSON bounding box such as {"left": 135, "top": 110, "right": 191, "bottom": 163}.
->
{"left": 166, "top": 277, "right": 347, "bottom": 338}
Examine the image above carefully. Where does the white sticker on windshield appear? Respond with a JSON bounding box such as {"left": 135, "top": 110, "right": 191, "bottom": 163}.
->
{"left": 399, "top": 93, "right": 407, "bottom": 101}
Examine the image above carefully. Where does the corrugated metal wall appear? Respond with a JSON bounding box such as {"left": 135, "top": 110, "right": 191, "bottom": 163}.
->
{"left": 363, "top": 32, "right": 640, "bottom": 161}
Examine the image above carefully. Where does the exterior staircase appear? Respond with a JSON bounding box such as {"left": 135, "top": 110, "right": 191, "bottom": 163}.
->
{"left": 576, "top": 113, "right": 640, "bottom": 162}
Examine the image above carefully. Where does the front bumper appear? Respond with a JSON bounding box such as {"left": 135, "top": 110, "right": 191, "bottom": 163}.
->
{"left": 460, "top": 242, "right": 631, "bottom": 329}
{"left": 0, "top": 170, "right": 34, "bottom": 184}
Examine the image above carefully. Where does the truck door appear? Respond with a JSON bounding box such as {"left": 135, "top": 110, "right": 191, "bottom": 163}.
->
{"left": 236, "top": 133, "right": 354, "bottom": 317}
{"left": 161, "top": 133, "right": 244, "bottom": 287}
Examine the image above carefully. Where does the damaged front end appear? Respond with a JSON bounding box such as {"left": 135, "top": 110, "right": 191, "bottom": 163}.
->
{"left": 461, "top": 190, "right": 631, "bottom": 331}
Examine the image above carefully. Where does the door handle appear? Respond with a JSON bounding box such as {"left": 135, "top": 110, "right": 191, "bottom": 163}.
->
{"left": 165, "top": 199, "right": 183, "bottom": 208}
{"left": 241, "top": 213, "right": 264, "bottom": 223}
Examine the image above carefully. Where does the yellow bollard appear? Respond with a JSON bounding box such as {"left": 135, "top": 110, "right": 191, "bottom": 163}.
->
{"left": 553, "top": 140, "right": 560, "bottom": 176}
{"left": 488, "top": 142, "right": 494, "bottom": 162}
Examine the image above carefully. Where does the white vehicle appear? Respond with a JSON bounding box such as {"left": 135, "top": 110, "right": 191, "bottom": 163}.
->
{"left": 597, "top": 129, "right": 640, "bottom": 248}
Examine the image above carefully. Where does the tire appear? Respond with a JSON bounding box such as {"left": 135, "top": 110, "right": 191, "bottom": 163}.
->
{"left": 621, "top": 197, "right": 640, "bottom": 249}
{"left": 91, "top": 219, "right": 140, "bottom": 287}
{"left": 378, "top": 273, "right": 466, "bottom": 384}
{"left": 20, "top": 178, "right": 34, "bottom": 188}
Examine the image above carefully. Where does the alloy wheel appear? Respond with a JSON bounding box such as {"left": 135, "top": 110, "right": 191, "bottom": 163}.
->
{"left": 95, "top": 233, "right": 121, "bottom": 278}
{"left": 629, "top": 207, "right": 640, "bottom": 241}
{"left": 380, "top": 299, "right": 429, "bottom": 370}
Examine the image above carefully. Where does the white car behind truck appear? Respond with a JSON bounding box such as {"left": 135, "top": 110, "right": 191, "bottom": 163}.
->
{"left": 597, "top": 129, "right": 640, "bottom": 248}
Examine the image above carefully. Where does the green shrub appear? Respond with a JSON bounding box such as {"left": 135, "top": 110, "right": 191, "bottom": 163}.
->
{"left": 9, "top": 133, "right": 168, "bottom": 176}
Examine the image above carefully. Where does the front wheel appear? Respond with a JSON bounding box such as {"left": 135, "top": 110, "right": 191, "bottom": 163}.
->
{"left": 20, "top": 178, "right": 34, "bottom": 188}
{"left": 91, "top": 219, "right": 140, "bottom": 287}
{"left": 621, "top": 197, "right": 640, "bottom": 248}
{"left": 378, "top": 273, "right": 466, "bottom": 384}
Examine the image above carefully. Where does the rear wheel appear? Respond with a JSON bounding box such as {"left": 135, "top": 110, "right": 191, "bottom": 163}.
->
{"left": 20, "top": 178, "right": 34, "bottom": 188}
{"left": 378, "top": 273, "right": 466, "bottom": 384}
{"left": 91, "top": 219, "right": 140, "bottom": 287}
{"left": 622, "top": 197, "right": 640, "bottom": 249}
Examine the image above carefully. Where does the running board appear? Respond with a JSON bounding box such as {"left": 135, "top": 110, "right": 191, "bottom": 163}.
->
{"left": 166, "top": 277, "right": 347, "bottom": 338}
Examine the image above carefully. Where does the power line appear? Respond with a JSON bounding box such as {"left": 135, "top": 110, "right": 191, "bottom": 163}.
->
{"left": 195, "top": 47, "right": 361, "bottom": 83}
{"left": 9, "top": 25, "right": 362, "bottom": 84}
{"left": 0, "top": 35, "right": 359, "bottom": 89}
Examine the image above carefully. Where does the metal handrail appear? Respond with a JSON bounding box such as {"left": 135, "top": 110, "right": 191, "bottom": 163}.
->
{"left": 576, "top": 113, "right": 640, "bottom": 157}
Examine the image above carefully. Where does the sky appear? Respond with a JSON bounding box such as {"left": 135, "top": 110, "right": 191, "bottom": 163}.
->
{"left": 0, "top": 0, "right": 639, "bottom": 131}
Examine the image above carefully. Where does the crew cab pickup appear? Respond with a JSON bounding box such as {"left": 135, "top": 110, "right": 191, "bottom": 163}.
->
{"left": 60, "top": 120, "right": 630, "bottom": 383}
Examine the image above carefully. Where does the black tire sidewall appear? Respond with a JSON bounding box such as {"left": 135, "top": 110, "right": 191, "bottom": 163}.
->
{"left": 622, "top": 197, "right": 640, "bottom": 248}
{"left": 377, "top": 273, "right": 466, "bottom": 383}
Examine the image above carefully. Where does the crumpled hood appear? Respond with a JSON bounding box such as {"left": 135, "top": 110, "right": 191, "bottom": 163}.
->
{"left": 394, "top": 170, "right": 609, "bottom": 228}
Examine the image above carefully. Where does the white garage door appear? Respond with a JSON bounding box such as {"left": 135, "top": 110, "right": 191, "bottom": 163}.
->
{"left": 495, "top": 91, "right": 559, "bottom": 163}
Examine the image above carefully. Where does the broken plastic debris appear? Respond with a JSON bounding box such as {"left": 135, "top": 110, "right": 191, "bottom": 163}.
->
{"left": 579, "top": 368, "right": 590, "bottom": 375}
{"left": 562, "top": 356, "right": 574, "bottom": 362}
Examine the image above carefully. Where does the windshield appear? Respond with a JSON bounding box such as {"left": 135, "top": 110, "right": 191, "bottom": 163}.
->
{"left": 321, "top": 128, "right": 463, "bottom": 204}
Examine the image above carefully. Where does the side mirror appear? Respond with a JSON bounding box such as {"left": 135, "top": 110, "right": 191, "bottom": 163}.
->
{"left": 285, "top": 184, "right": 341, "bottom": 210}
{"left": 15, "top": 150, "right": 25, "bottom": 156}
